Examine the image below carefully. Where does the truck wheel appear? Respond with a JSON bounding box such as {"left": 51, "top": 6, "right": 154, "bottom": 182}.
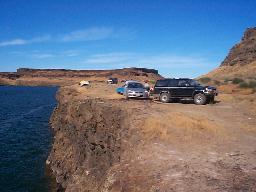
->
{"left": 160, "top": 93, "right": 170, "bottom": 103}
{"left": 194, "top": 94, "right": 207, "bottom": 105}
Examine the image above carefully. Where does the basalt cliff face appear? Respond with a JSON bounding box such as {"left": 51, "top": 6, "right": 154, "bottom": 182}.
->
{"left": 202, "top": 27, "right": 256, "bottom": 80}
{"left": 48, "top": 88, "right": 128, "bottom": 191}
{"left": 0, "top": 68, "right": 161, "bottom": 86}
{"left": 47, "top": 85, "right": 152, "bottom": 191}
{"left": 221, "top": 27, "right": 256, "bottom": 66}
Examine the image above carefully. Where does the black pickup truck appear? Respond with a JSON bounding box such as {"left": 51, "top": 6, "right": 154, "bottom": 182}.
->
{"left": 151, "top": 78, "right": 218, "bottom": 105}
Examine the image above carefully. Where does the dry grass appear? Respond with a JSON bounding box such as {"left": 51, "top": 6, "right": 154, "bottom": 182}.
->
{"left": 201, "top": 61, "right": 256, "bottom": 80}
{"left": 142, "top": 112, "right": 224, "bottom": 144}
{"left": 75, "top": 83, "right": 123, "bottom": 100}
{"left": 218, "top": 84, "right": 255, "bottom": 94}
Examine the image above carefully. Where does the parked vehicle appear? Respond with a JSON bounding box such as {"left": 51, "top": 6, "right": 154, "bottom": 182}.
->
{"left": 151, "top": 78, "right": 218, "bottom": 105}
{"left": 107, "top": 77, "right": 118, "bottom": 84}
{"left": 116, "top": 86, "right": 125, "bottom": 95}
{"left": 123, "top": 81, "right": 149, "bottom": 99}
{"left": 79, "top": 80, "right": 90, "bottom": 87}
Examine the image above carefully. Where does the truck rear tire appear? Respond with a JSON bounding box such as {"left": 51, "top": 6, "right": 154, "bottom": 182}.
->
{"left": 160, "top": 93, "right": 170, "bottom": 103}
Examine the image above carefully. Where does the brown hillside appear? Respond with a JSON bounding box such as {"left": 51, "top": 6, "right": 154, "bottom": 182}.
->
{"left": 202, "top": 27, "right": 256, "bottom": 81}
{"left": 221, "top": 27, "right": 256, "bottom": 67}
{"left": 203, "top": 61, "right": 256, "bottom": 80}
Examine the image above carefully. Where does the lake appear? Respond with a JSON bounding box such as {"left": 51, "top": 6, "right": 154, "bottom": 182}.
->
{"left": 0, "top": 86, "right": 58, "bottom": 192}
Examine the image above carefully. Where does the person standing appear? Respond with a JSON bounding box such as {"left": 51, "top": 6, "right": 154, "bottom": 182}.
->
{"left": 144, "top": 80, "right": 150, "bottom": 91}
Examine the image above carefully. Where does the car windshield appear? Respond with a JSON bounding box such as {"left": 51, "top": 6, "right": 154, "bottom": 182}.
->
{"left": 127, "top": 83, "right": 144, "bottom": 88}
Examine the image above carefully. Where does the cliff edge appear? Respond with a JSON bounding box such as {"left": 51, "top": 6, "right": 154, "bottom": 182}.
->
{"left": 47, "top": 83, "right": 256, "bottom": 191}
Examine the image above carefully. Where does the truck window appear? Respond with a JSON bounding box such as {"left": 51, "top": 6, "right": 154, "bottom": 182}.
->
{"left": 168, "top": 80, "right": 178, "bottom": 87}
{"left": 155, "top": 80, "right": 168, "bottom": 87}
{"left": 178, "top": 80, "right": 189, "bottom": 86}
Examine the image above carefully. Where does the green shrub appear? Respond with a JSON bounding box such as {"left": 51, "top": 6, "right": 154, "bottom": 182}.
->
{"left": 239, "top": 82, "right": 249, "bottom": 88}
{"left": 149, "top": 80, "right": 156, "bottom": 84}
{"left": 199, "top": 77, "right": 211, "bottom": 84}
{"left": 248, "top": 81, "right": 256, "bottom": 88}
{"left": 224, "top": 78, "right": 230, "bottom": 83}
{"left": 232, "top": 78, "right": 244, "bottom": 84}
{"left": 239, "top": 81, "right": 256, "bottom": 89}
{"left": 213, "top": 80, "right": 221, "bottom": 86}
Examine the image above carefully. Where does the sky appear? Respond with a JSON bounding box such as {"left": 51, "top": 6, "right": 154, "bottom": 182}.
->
{"left": 0, "top": 0, "right": 256, "bottom": 77}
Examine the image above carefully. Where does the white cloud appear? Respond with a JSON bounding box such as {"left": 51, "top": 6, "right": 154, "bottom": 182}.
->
{"left": 61, "top": 50, "right": 80, "bottom": 57}
{"left": 8, "top": 49, "right": 80, "bottom": 59}
{"left": 60, "top": 27, "right": 113, "bottom": 42}
{"left": 30, "top": 35, "right": 51, "bottom": 43}
{"left": 0, "top": 39, "right": 27, "bottom": 46}
{"left": 83, "top": 52, "right": 208, "bottom": 68}
{"left": 30, "top": 50, "right": 81, "bottom": 59}
{"left": 31, "top": 53, "right": 55, "bottom": 59}
{"left": 0, "top": 27, "right": 134, "bottom": 47}
{"left": 84, "top": 52, "right": 135, "bottom": 64}
{"left": 0, "top": 35, "right": 51, "bottom": 47}
{"left": 136, "top": 55, "right": 207, "bottom": 68}
{"left": 82, "top": 52, "right": 214, "bottom": 77}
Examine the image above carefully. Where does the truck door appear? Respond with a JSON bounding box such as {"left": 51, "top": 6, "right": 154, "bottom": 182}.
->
{"left": 167, "top": 79, "right": 179, "bottom": 97}
{"left": 177, "top": 79, "right": 194, "bottom": 97}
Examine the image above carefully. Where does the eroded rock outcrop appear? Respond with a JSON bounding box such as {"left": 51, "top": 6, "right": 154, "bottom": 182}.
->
{"left": 47, "top": 88, "right": 128, "bottom": 191}
{"left": 201, "top": 27, "right": 256, "bottom": 80}
{"left": 221, "top": 27, "right": 256, "bottom": 66}
{"left": 0, "top": 67, "right": 161, "bottom": 86}
{"left": 16, "top": 68, "right": 159, "bottom": 77}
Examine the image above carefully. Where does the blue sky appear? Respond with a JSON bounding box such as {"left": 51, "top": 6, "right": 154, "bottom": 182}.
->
{"left": 0, "top": 0, "right": 255, "bottom": 77}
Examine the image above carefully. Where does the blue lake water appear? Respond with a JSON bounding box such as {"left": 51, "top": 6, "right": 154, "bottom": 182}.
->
{"left": 0, "top": 86, "right": 58, "bottom": 192}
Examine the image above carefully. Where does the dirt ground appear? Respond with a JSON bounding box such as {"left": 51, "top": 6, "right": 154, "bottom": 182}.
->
{"left": 63, "top": 83, "right": 256, "bottom": 191}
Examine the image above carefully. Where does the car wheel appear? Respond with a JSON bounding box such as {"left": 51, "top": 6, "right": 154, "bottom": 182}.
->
{"left": 194, "top": 94, "right": 207, "bottom": 105}
{"left": 160, "top": 93, "right": 170, "bottom": 103}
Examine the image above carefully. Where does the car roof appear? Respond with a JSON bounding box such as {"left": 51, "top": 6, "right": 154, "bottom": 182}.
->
{"left": 125, "top": 80, "right": 140, "bottom": 84}
{"left": 157, "top": 78, "right": 191, "bottom": 81}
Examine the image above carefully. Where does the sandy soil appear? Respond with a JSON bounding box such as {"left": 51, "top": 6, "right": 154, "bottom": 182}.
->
{"left": 57, "top": 83, "right": 256, "bottom": 191}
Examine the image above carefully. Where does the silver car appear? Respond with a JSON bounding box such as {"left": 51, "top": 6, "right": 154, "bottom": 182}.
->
{"left": 123, "top": 81, "right": 149, "bottom": 99}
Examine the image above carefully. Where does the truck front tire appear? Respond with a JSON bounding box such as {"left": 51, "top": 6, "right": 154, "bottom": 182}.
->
{"left": 194, "top": 93, "right": 207, "bottom": 105}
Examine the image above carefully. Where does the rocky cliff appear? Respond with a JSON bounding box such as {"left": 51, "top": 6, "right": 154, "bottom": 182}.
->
{"left": 0, "top": 68, "right": 161, "bottom": 86}
{"left": 201, "top": 27, "right": 256, "bottom": 80}
{"left": 221, "top": 27, "right": 256, "bottom": 66}
{"left": 16, "top": 68, "right": 159, "bottom": 77}
{"left": 47, "top": 84, "right": 256, "bottom": 191}
{"left": 48, "top": 88, "right": 127, "bottom": 191}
